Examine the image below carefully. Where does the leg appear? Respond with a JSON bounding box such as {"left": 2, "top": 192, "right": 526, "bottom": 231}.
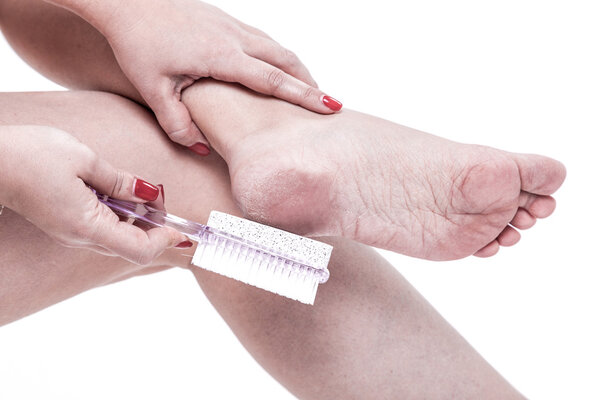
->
{"left": 0, "top": 91, "right": 522, "bottom": 398}
{"left": 0, "top": 90, "right": 233, "bottom": 324}
{"left": 0, "top": 0, "right": 141, "bottom": 103}
{"left": 193, "top": 237, "right": 523, "bottom": 399}
{"left": 0, "top": 0, "right": 567, "bottom": 260}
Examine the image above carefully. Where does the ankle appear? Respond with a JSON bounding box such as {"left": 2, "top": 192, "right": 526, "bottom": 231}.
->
{"left": 182, "top": 80, "right": 244, "bottom": 159}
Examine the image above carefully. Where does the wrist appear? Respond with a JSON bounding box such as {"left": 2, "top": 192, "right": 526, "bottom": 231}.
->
{"left": 44, "top": 0, "right": 141, "bottom": 38}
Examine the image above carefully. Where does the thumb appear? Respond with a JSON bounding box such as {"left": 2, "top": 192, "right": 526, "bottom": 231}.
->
{"left": 147, "top": 84, "right": 211, "bottom": 154}
{"left": 80, "top": 156, "right": 190, "bottom": 264}
{"left": 81, "top": 155, "right": 162, "bottom": 203}
{"left": 92, "top": 207, "right": 190, "bottom": 265}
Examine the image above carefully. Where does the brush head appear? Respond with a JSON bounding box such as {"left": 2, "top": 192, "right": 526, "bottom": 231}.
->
{"left": 191, "top": 211, "right": 332, "bottom": 305}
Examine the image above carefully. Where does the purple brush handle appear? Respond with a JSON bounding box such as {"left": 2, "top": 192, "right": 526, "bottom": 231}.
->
{"left": 94, "top": 190, "right": 208, "bottom": 240}
{"left": 94, "top": 189, "right": 330, "bottom": 283}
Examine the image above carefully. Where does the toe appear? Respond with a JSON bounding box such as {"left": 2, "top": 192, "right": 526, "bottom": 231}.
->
{"left": 497, "top": 226, "right": 521, "bottom": 246}
{"left": 519, "top": 192, "right": 557, "bottom": 218}
{"left": 510, "top": 208, "right": 536, "bottom": 229}
{"left": 474, "top": 240, "right": 500, "bottom": 257}
{"left": 529, "top": 196, "right": 557, "bottom": 218}
{"left": 511, "top": 153, "right": 566, "bottom": 195}
{"left": 519, "top": 191, "right": 538, "bottom": 209}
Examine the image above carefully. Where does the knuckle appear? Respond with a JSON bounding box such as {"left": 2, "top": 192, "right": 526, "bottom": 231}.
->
{"left": 281, "top": 48, "right": 299, "bottom": 66}
{"left": 110, "top": 170, "right": 126, "bottom": 198}
{"left": 265, "top": 69, "right": 286, "bottom": 93}
{"left": 80, "top": 145, "right": 100, "bottom": 169}
{"left": 225, "top": 20, "right": 244, "bottom": 36}
{"left": 144, "top": 89, "right": 166, "bottom": 108}
{"left": 209, "top": 42, "right": 238, "bottom": 65}
{"left": 168, "top": 127, "right": 193, "bottom": 144}
{"left": 135, "top": 246, "right": 155, "bottom": 266}
{"left": 301, "top": 86, "right": 318, "bottom": 102}
{"left": 78, "top": 203, "right": 115, "bottom": 244}
{"left": 70, "top": 218, "right": 96, "bottom": 243}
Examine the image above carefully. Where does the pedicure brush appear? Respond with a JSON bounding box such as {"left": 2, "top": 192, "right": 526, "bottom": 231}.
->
{"left": 95, "top": 191, "right": 331, "bottom": 305}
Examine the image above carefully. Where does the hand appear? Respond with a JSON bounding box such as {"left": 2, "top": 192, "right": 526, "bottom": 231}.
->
{"left": 56, "top": 0, "right": 343, "bottom": 154}
{"left": 0, "top": 125, "right": 190, "bottom": 265}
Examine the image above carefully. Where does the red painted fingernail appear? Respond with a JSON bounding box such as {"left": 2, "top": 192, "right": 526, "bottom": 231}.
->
{"left": 321, "top": 95, "right": 343, "bottom": 111}
{"left": 134, "top": 178, "right": 160, "bottom": 201}
{"left": 176, "top": 240, "right": 193, "bottom": 248}
{"left": 189, "top": 143, "right": 210, "bottom": 156}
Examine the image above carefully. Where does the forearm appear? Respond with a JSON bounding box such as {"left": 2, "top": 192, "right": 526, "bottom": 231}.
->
{"left": 0, "top": 91, "right": 202, "bottom": 325}
{"left": 43, "top": 0, "right": 140, "bottom": 36}
{"left": 0, "top": 0, "right": 141, "bottom": 102}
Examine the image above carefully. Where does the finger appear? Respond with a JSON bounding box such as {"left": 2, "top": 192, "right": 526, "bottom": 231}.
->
{"left": 221, "top": 56, "right": 342, "bottom": 114}
{"left": 132, "top": 183, "right": 169, "bottom": 231}
{"left": 237, "top": 20, "right": 273, "bottom": 39}
{"left": 497, "top": 226, "right": 521, "bottom": 247}
{"left": 81, "top": 156, "right": 161, "bottom": 202}
{"left": 244, "top": 36, "right": 318, "bottom": 87}
{"left": 510, "top": 208, "right": 536, "bottom": 229}
{"left": 147, "top": 184, "right": 166, "bottom": 211}
{"left": 133, "top": 186, "right": 165, "bottom": 232}
{"left": 145, "top": 82, "right": 211, "bottom": 153}
{"left": 86, "top": 245, "right": 117, "bottom": 257}
{"left": 60, "top": 241, "right": 115, "bottom": 257}
{"left": 90, "top": 205, "right": 188, "bottom": 265}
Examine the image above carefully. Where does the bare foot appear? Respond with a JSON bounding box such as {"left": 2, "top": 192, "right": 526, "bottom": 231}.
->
{"left": 182, "top": 81, "right": 566, "bottom": 260}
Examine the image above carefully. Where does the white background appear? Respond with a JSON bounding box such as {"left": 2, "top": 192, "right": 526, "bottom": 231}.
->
{"left": 1, "top": 0, "right": 598, "bottom": 398}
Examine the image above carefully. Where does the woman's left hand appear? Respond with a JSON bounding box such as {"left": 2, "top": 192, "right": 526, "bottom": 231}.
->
{"left": 47, "top": 0, "right": 342, "bottom": 153}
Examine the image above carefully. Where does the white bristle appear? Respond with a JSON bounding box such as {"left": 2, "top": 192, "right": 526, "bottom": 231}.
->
{"left": 190, "top": 213, "right": 331, "bottom": 305}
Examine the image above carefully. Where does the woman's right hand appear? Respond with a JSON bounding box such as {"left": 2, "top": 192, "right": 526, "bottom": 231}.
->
{"left": 0, "top": 125, "right": 190, "bottom": 265}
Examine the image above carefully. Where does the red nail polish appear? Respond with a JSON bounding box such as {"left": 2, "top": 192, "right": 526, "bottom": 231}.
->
{"left": 189, "top": 143, "right": 210, "bottom": 156}
{"left": 176, "top": 240, "right": 193, "bottom": 248}
{"left": 321, "top": 95, "right": 343, "bottom": 111}
{"left": 134, "top": 179, "right": 160, "bottom": 201}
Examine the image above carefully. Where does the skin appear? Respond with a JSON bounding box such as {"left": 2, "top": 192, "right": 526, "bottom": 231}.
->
{"left": 0, "top": 2, "right": 563, "bottom": 397}
{"left": 0, "top": 90, "right": 523, "bottom": 399}
{"left": 0, "top": 0, "right": 566, "bottom": 261}
{"left": 0, "top": 125, "right": 189, "bottom": 263}
{"left": 183, "top": 82, "right": 566, "bottom": 260}
{"left": 45, "top": 0, "right": 339, "bottom": 151}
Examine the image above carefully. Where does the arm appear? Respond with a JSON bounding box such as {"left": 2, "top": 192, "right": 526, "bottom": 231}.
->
{"left": 39, "top": 0, "right": 341, "bottom": 151}
{"left": 0, "top": 124, "right": 188, "bottom": 266}
{"left": 0, "top": 0, "right": 565, "bottom": 260}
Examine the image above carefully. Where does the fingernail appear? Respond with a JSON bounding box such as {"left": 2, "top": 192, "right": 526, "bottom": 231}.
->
{"left": 134, "top": 178, "right": 160, "bottom": 201}
{"left": 321, "top": 95, "right": 343, "bottom": 111}
{"left": 176, "top": 240, "right": 193, "bottom": 249}
{"left": 189, "top": 143, "right": 210, "bottom": 156}
{"left": 157, "top": 184, "right": 165, "bottom": 203}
